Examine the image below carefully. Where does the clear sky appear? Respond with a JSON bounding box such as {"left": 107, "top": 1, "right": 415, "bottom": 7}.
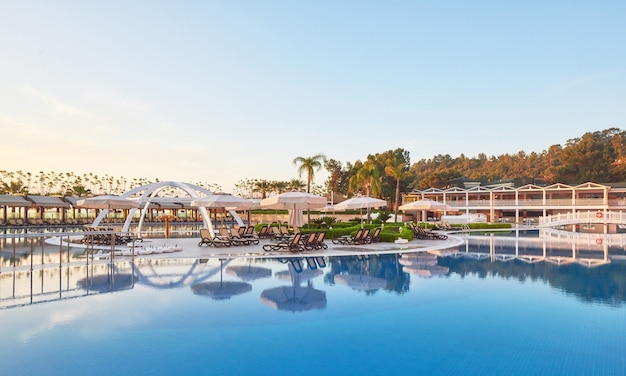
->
{"left": 1, "top": 1, "right": 625, "bottom": 193}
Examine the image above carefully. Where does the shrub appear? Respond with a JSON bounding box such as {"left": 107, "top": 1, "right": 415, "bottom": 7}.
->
{"left": 321, "top": 216, "right": 337, "bottom": 226}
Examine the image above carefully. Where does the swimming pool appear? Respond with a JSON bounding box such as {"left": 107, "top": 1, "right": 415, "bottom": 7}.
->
{"left": 1, "top": 230, "right": 625, "bottom": 375}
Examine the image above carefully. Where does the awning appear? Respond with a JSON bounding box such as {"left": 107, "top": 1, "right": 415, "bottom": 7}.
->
{"left": 0, "top": 195, "right": 32, "bottom": 207}
{"left": 26, "top": 195, "right": 71, "bottom": 208}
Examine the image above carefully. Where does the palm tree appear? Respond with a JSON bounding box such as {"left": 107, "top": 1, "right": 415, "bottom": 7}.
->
{"left": 253, "top": 179, "right": 272, "bottom": 199}
{"left": 349, "top": 162, "right": 381, "bottom": 197}
{"left": 293, "top": 154, "right": 327, "bottom": 193}
{"left": 287, "top": 179, "right": 306, "bottom": 192}
{"left": 385, "top": 160, "right": 409, "bottom": 222}
{"left": 293, "top": 154, "right": 327, "bottom": 226}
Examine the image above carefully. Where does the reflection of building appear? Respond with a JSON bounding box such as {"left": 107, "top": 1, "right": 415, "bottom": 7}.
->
{"left": 0, "top": 262, "right": 134, "bottom": 310}
{"left": 403, "top": 182, "right": 626, "bottom": 226}
{"left": 450, "top": 230, "right": 618, "bottom": 268}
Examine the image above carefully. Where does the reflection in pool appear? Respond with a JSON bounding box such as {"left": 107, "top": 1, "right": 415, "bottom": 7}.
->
{"left": 1, "top": 230, "right": 625, "bottom": 375}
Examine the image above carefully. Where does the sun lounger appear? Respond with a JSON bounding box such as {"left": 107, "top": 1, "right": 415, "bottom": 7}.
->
{"left": 313, "top": 231, "right": 327, "bottom": 249}
{"left": 257, "top": 225, "right": 271, "bottom": 239}
{"left": 302, "top": 233, "right": 318, "bottom": 251}
{"left": 367, "top": 227, "right": 382, "bottom": 243}
{"left": 262, "top": 233, "right": 304, "bottom": 252}
{"left": 332, "top": 228, "right": 363, "bottom": 245}
{"left": 335, "top": 228, "right": 370, "bottom": 245}
{"left": 242, "top": 226, "right": 260, "bottom": 245}
{"left": 219, "top": 228, "right": 250, "bottom": 246}
{"left": 198, "top": 228, "right": 231, "bottom": 247}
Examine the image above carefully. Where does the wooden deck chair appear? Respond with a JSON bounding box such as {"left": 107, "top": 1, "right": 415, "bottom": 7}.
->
{"left": 303, "top": 233, "right": 318, "bottom": 251}
{"left": 332, "top": 228, "right": 363, "bottom": 245}
{"left": 262, "top": 233, "right": 304, "bottom": 252}
{"left": 368, "top": 227, "right": 382, "bottom": 243}
{"left": 314, "top": 231, "right": 327, "bottom": 249}
{"left": 257, "top": 225, "right": 270, "bottom": 239}
{"left": 353, "top": 228, "right": 370, "bottom": 245}
{"left": 220, "top": 228, "right": 249, "bottom": 246}
{"left": 198, "top": 228, "right": 231, "bottom": 247}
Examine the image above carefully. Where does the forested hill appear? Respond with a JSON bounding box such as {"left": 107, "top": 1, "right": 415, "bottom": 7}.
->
{"left": 410, "top": 128, "right": 626, "bottom": 189}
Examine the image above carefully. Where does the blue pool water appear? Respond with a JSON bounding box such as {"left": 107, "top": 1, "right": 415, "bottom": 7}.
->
{"left": 1, "top": 231, "right": 626, "bottom": 375}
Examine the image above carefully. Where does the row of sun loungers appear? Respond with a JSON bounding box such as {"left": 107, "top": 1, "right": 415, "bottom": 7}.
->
{"left": 331, "top": 227, "right": 382, "bottom": 245}
{"left": 262, "top": 231, "right": 328, "bottom": 252}
{"left": 198, "top": 226, "right": 261, "bottom": 247}
{"left": 408, "top": 223, "right": 448, "bottom": 240}
{"left": 80, "top": 226, "right": 141, "bottom": 246}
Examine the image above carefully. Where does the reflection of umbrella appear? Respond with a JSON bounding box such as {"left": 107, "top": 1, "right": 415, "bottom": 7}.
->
{"left": 191, "top": 195, "right": 254, "bottom": 209}
{"left": 76, "top": 274, "right": 135, "bottom": 293}
{"left": 333, "top": 196, "right": 386, "bottom": 226}
{"left": 403, "top": 265, "right": 449, "bottom": 278}
{"left": 260, "top": 286, "right": 327, "bottom": 312}
{"left": 334, "top": 274, "right": 386, "bottom": 291}
{"left": 225, "top": 265, "right": 272, "bottom": 281}
{"left": 398, "top": 252, "right": 438, "bottom": 266}
{"left": 191, "top": 281, "right": 252, "bottom": 300}
{"left": 76, "top": 195, "right": 140, "bottom": 210}
{"left": 260, "top": 192, "right": 327, "bottom": 210}
{"left": 275, "top": 268, "right": 323, "bottom": 281}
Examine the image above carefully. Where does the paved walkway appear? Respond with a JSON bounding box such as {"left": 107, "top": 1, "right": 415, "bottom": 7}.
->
{"left": 104, "top": 233, "right": 465, "bottom": 260}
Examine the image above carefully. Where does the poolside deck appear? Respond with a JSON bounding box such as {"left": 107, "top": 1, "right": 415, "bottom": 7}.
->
{"left": 47, "top": 232, "right": 465, "bottom": 261}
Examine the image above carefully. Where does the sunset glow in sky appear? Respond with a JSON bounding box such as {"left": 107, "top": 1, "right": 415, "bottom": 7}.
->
{"left": 1, "top": 1, "right": 625, "bottom": 192}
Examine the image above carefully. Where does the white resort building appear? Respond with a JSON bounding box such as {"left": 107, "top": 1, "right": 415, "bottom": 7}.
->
{"left": 403, "top": 182, "right": 626, "bottom": 233}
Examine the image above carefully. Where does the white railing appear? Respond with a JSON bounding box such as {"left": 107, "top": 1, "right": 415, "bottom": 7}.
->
{"left": 539, "top": 211, "right": 626, "bottom": 227}
{"left": 447, "top": 198, "right": 610, "bottom": 208}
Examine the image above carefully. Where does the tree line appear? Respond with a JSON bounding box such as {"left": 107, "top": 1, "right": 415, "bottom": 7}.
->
{"left": 2, "top": 128, "right": 624, "bottom": 212}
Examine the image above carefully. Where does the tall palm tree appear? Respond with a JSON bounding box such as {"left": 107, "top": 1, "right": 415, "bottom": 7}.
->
{"left": 385, "top": 160, "right": 409, "bottom": 222}
{"left": 293, "top": 154, "right": 327, "bottom": 226}
{"left": 293, "top": 154, "right": 327, "bottom": 193}
{"left": 253, "top": 179, "right": 272, "bottom": 199}
{"left": 287, "top": 179, "right": 306, "bottom": 192}
{"left": 349, "top": 162, "right": 381, "bottom": 197}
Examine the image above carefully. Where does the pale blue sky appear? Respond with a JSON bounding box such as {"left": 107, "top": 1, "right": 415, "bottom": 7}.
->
{"left": 1, "top": 1, "right": 625, "bottom": 192}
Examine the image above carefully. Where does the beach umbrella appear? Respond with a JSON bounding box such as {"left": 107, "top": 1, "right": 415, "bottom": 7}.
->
{"left": 399, "top": 199, "right": 452, "bottom": 212}
{"left": 261, "top": 191, "right": 326, "bottom": 227}
{"left": 332, "top": 196, "right": 387, "bottom": 211}
{"left": 288, "top": 209, "right": 304, "bottom": 231}
{"left": 260, "top": 191, "right": 327, "bottom": 210}
{"left": 399, "top": 199, "right": 453, "bottom": 223}
{"left": 332, "top": 196, "right": 387, "bottom": 227}
{"left": 260, "top": 285, "right": 327, "bottom": 312}
{"left": 76, "top": 195, "right": 140, "bottom": 210}
{"left": 191, "top": 194, "right": 254, "bottom": 210}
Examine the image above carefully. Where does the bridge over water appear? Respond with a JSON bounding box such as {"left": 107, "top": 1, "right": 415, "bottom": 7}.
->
{"left": 538, "top": 210, "right": 626, "bottom": 228}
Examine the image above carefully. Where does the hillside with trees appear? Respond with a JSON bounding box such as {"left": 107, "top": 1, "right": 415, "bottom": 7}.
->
{"left": 2, "top": 128, "right": 624, "bottom": 212}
